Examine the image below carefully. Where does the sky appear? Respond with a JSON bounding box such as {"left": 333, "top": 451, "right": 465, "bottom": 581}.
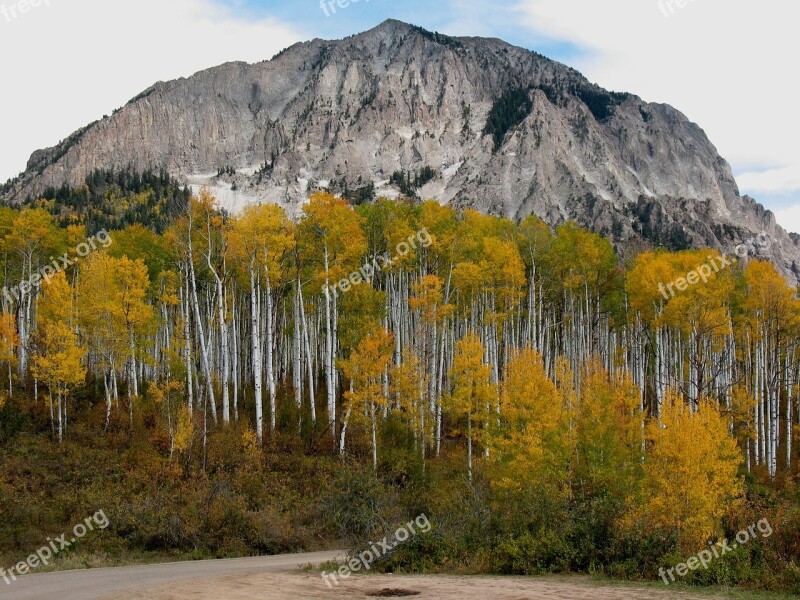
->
{"left": 1, "top": 0, "right": 797, "bottom": 231}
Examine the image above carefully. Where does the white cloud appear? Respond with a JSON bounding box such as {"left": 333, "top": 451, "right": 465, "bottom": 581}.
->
{"left": 737, "top": 166, "right": 800, "bottom": 196}
{"left": 774, "top": 204, "right": 800, "bottom": 236}
{"left": 0, "top": 0, "right": 305, "bottom": 182}
{"left": 513, "top": 0, "right": 800, "bottom": 231}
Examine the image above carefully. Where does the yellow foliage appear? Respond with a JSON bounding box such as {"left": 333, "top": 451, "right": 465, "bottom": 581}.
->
{"left": 446, "top": 333, "right": 497, "bottom": 455}
{"left": 32, "top": 272, "right": 86, "bottom": 391}
{"left": 742, "top": 259, "right": 800, "bottom": 338}
{"left": 341, "top": 326, "right": 394, "bottom": 419}
{"left": 242, "top": 428, "right": 259, "bottom": 457}
{"left": 447, "top": 334, "right": 494, "bottom": 416}
{"left": 551, "top": 222, "right": 617, "bottom": 294}
{"left": 492, "top": 348, "right": 571, "bottom": 493}
{"left": 574, "top": 360, "right": 643, "bottom": 498}
{"left": 391, "top": 348, "right": 427, "bottom": 429}
{"left": 229, "top": 203, "right": 294, "bottom": 286}
{"left": 0, "top": 310, "right": 19, "bottom": 365}
{"left": 629, "top": 249, "right": 736, "bottom": 343}
{"left": 632, "top": 390, "right": 743, "bottom": 549}
{"left": 299, "top": 193, "right": 366, "bottom": 290}
{"left": 173, "top": 405, "right": 194, "bottom": 454}
{"left": 409, "top": 275, "right": 444, "bottom": 323}
{"left": 77, "top": 253, "right": 154, "bottom": 371}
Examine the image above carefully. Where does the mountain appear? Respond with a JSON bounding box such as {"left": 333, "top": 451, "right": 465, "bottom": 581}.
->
{"left": 3, "top": 19, "right": 799, "bottom": 282}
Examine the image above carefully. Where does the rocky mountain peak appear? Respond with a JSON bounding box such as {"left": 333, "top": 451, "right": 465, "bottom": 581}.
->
{"left": 3, "top": 20, "right": 798, "bottom": 283}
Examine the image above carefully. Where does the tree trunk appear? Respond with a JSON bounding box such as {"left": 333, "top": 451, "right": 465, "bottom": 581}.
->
{"left": 299, "top": 284, "right": 316, "bottom": 424}
{"left": 181, "top": 269, "right": 194, "bottom": 415}
{"left": 209, "top": 258, "right": 230, "bottom": 424}
{"left": 189, "top": 254, "right": 217, "bottom": 424}
{"left": 323, "top": 244, "right": 336, "bottom": 441}
{"left": 264, "top": 265, "right": 277, "bottom": 435}
{"left": 250, "top": 265, "right": 264, "bottom": 446}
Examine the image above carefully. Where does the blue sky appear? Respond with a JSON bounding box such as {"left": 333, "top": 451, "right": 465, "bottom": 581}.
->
{"left": 218, "top": 0, "right": 584, "bottom": 60}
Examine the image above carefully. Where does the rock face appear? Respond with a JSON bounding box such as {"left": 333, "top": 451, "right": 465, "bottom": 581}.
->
{"left": 4, "top": 19, "right": 799, "bottom": 282}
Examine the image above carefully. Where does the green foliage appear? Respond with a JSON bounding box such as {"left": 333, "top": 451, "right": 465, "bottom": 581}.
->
{"left": 533, "top": 80, "right": 629, "bottom": 122}
{"left": 484, "top": 87, "right": 533, "bottom": 150}
{"left": 377, "top": 528, "right": 448, "bottom": 573}
{"left": 0, "top": 416, "right": 336, "bottom": 564}
{"left": 572, "top": 85, "right": 629, "bottom": 122}
{"left": 22, "top": 168, "right": 191, "bottom": 234}
{"left": 1, "top": 388, "right": 798, "bottom": 595}
{"left": 321, "top": 464, "right": 390, "bottom": 544}
{"left": 566, "top": 495, "right": 631, "bottom": 571}
{"left": 0, "top": 397, "right": 30, "bottom": 446}
{"left": 389, "top": 167, "right": 437, "bottom": 198}
{"left": 0, "top": 176, "right": 19, "bottom": 196}
{"left": 31, "top": 122, "right": 101, "bottom": 175}
{"left": 410, "top": 26, "right": 464, "bottom": 50}
{"left": 0, "top": 193, "right": 798, "bottom": 597}
{"left": 687, "top": 546, "right": 756, "bottom": 587}
{"left": 629, "top": 197, "right": 694, "bottom": 251}
{"left": 494, "top": 530, "right": 573, "bottom": 575}
{"left": 349, "top": 182, "right": 376, "bottom": 206}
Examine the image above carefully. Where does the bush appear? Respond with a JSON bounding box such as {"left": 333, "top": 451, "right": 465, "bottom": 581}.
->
{"left": 567, "top": 495, "right": 625, "bottom": 570}
{"left": 374, "top": 529, "right": 448, "bottom": 573}
{"left": 321, "top": 464, "right": 393, "bottom": 544}
{"left": 494, "top": 530, "right": 572, "bottom": 575}
{"left": 689, "top": 545, "right": 755, "bottom": 587}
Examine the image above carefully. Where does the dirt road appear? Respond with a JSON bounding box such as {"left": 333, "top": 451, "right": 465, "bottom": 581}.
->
{"left": 103, "top": 572, "right": 733, "bottom": 599}
{"left": 1, "top": 550, "right": 343, "bottom": 600}
{"left": 2, "top": 553, "right": 736, "bottom": 600}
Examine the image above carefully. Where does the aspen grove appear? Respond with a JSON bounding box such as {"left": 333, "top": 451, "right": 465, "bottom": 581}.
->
{"left": 1, "top": 190, "right": 799, "bottom": 585}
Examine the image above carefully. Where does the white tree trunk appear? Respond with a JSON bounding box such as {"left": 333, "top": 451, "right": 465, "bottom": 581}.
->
{"left": 264, "top": 264, "right": 277, "bottom": 434}
{"left": 208, "top": 259, "right": 230, "bottom": 424}
{"left": 189, "top": 252, "right": 217, "bottom": 424}
{"left": 250, "top": 265, "right": 264, "bottom": 445}
{"left": 323, "top": 244, "right": 336, "bottom": 440}
{"left": 299, "top": 284, "right": 317, "bottom": 424}
{"left": 293, "top": 279, "right": 303, "bottom": 433}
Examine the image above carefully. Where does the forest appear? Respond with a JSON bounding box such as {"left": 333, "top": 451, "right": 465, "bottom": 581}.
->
{"left": 0, "top": 190, "right": 798, "bottom": 592}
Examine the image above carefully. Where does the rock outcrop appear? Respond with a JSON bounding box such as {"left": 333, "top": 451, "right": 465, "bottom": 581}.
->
{"left": 4, "top": 19, "right": 798, "bottom": 281}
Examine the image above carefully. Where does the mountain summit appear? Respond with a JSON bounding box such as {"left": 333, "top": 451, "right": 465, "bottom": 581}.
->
{"left": 4, "top": 19, "right": 798, "bottom": 280}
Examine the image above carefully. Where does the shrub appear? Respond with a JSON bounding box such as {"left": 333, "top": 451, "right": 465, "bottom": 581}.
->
{"left": 494, "top": 530, "right": 572, "bottom": 575}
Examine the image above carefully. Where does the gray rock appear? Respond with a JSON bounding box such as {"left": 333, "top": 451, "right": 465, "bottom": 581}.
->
{"left": 4, "top": 19, "right": 798, "bottom": 283}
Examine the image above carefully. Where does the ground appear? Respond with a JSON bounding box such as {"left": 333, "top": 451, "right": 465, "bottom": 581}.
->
{"left": 100, "top": 572, "right": 750, "bottom": 599}
{"left": 3, "top": 552, "right": 788, "bottom": 600}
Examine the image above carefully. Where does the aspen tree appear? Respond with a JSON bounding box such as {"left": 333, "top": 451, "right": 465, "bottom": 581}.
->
{"left": 492, "top": 347, "right": 570, "bottom": 493}
{"left": 634, "top": 390, "right": 742, "bottom": 549}
{"left": 340, "top": 327, "right": 393, "bottom": 468}
{"left": 230, "top": 203, "right": 293, "bottom": 444}
{"left": 299, "top": 193, "right": 366, "bottom": 443}
{"left": 447, "top": 333, "right": 496, "bottom": 481}
{"left": 32, "top": 272, "right": 85, "bottom": 443}
{"left": 0, "top": 310, "right": 18, "bottom": 397}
